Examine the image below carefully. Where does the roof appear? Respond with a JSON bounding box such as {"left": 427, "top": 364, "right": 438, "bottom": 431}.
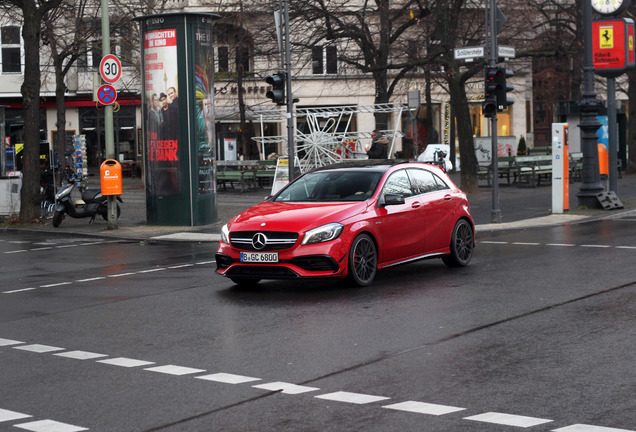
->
{"left": 312, "top": 159, "right": 411, "bottom": 172}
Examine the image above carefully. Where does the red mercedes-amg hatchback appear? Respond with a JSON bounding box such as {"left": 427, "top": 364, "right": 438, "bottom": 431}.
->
{"left": 216, "top": 160, "right": 474, "bottom": 286}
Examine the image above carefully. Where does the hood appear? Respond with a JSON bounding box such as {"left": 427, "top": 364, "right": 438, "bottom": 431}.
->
{"left": 228, "top": 201, "right": 369, "bottom": 233}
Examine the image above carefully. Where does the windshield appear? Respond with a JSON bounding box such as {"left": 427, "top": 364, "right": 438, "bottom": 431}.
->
{"left": 273, "top": 170, "right": 383, "bottom": 202}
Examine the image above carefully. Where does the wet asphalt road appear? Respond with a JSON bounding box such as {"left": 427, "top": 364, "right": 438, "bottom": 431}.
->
{"left": 0, "top": 217, "right": 634, "bottom": 432}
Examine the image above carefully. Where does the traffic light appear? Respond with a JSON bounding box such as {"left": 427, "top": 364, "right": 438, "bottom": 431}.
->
{"left": 483, "top": 67, "right": 499, "bottom": 118}
{"left": 482, "top": 67, "right": 514, "bottom": 117}
{"left": 497, "top": 68, "right": 514, "bottom": 110}
{"left": 266, "top": 72, "right": 286, "bottom": 105}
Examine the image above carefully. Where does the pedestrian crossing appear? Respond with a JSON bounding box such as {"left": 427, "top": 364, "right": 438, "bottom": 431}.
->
{"left": 1, "top": 337, "right": 633, "bottom": 432}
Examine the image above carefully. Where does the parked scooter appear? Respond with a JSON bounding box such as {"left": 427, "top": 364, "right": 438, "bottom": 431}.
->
{"left": 52, "top": 175, "right": 122, "bottom": 227}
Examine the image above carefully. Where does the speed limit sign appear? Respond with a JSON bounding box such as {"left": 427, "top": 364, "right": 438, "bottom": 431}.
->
{"left": 99, "top": 54, "right": 122, "bottom": 84}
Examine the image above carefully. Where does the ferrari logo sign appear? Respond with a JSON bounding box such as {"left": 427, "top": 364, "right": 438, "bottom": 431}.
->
{"left": 593, "top": 18, "right": 636, "bottom": 78}
{"left": 599, "top": 25, "right": 614, "bottom": 49}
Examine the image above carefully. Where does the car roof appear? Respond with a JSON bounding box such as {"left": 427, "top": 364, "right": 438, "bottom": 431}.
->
{"left": 312, "top": 159, "right": 410, "bottom": 173}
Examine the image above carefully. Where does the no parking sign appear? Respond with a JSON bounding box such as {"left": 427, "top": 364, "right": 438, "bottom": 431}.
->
{"left": 97, "top": 84, "right": 117, "bottom": 105}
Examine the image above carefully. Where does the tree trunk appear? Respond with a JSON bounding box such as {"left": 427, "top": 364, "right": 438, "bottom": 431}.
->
{"left": 448, "top": 70, "right": 478, "bottom": 193}
{"left": 19, "top": 5, "right": 43, "bottom": 221}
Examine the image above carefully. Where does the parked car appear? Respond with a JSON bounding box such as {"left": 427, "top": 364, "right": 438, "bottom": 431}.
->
{"left": 216, "top": 159, "right": 475, "bottom": 287}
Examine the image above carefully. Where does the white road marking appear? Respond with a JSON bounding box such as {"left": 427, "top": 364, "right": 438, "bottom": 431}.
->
{"left": 30, "top": 247, "right": 53, "bottom": 251}
{"left": 0, "top": 408, "right": 31, "bottom": 422}
{"left": 168, "top": 264, "right": 194, "bottom": 269}
{"left": 552, "top": 425, "right": 636, "bottom": 432}
{"left": 315, "top": 391, "right": 390, "bottom": 405}
{"left": 512, "top": 242, "right": 541, "bottom": 246}
{"left": 615, "top": 246, "right": 636, "bottom": 250}
{"left": 54, "top": 350, "right": 108, "bottom": 360}
{"left": 96, "top": 357, "right": 155, "bottom": 368}
{"left": 138, "top": 268, "right": 167, "bottom": 273}
{"left": 0, "top": 338, "right": 24, "bottom": 346}
{"left": 479, "top": 241, "right": 509, "bottom": 244}
{"left": 54, "top": 245, "right": 77, "bottom": 249}
{"left": 13, "top": 344, "right": 65, "bottom": 354}
{"left": 75, "top": 277, "right": 105, "bottom": 282}
{"left": 39, "top": 282, "right": 72, "bottom": 288}
{"left": 14, "top": 419, "right": 88, "bottom": 431}
{"left": 252, "top": 381, "right": 320, "bottom": 394}
{"left": 4, "top": 250, "right": 27, "bottom": 254}
{"left": 107, "top": 272, "right": 136, "bottom": 278}
{"left": 382, "top": 401, "right": 466, "bottom": 416}
{"left": 581, "top": 244, "right": 612, "bottom": 248}
{"left": 464, "top": 412, "right": 553, "bottom": 428}
{"left": 195, "top": 372, "right": 261, "bottom": 384}
{"left": 144, "top": 365, "right": 206, "bottom": 376}
{"left": 195, "top": 261, "right": 216, "bottom": 265}
{"left": 3, "top": 288, "right": 36, "bottom": 294}
{"left": 546, "top": 243, "right": 576, "bottom": 247}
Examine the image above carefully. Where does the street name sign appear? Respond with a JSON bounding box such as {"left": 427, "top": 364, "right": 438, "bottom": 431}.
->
{"left": 454, "top": 46, "right": 485, "bottom": 61}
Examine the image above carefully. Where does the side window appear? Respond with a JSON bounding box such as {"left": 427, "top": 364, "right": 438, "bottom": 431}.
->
{"left": 382, "top": 170, "right": 413, "bottom": 198}
{"left": 433, "top": 174, "right": 450, "bottom": 191}
{"left": 408, "top": 168, "right": 438, "bottom": 194}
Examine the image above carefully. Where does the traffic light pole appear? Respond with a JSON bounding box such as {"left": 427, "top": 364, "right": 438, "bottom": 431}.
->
{"left": 282, "top": 0, "right": 296, "bottom": 181}
{"left": 486, "top": 0, "right": 501, "bottom": 223}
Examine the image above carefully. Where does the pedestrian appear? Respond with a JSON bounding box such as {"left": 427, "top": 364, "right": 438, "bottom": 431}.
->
{"left": 367, "top": 130, "right": 388, "bottom": 159}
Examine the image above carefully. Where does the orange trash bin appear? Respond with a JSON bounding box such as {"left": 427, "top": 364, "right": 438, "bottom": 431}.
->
{"left": 597, "top": 144, "right": 609, "bottom": 176}
{"left": 100, "top": 159, "right": 123, "bottom": 195}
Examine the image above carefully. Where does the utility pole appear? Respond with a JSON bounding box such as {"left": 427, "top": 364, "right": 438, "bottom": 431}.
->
{"left": 101, "top": 0, "right": 116, "bottom": 229}
{"left": 282, "top": 0, "right": 296, "bottom": 180}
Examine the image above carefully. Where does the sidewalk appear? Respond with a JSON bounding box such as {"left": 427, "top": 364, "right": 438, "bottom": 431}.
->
{"left": 4, "top": 171, "right": 636, "bottom": 242}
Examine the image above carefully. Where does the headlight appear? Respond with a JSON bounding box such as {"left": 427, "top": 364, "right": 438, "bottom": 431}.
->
{"left": 221, "top": 224, "right": 230, "bottom": 244}
{"left": 301, "top": 223, "right": 344, "bottom": 245}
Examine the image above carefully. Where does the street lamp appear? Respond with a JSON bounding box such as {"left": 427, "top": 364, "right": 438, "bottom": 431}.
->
{"left": 577, "top": 0, "right": 605, "bottom": 208}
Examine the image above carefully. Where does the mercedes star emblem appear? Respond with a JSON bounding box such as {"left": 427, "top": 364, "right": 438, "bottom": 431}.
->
{"left": 252, "top": 232, "right": 268, "bottom": 250}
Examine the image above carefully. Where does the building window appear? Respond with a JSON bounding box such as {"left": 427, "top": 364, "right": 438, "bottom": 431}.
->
{"left": 312, "top": 45, "right": 337, "bottom": 75}
{"left": 213, "top": 26, "right": 252, "bottom": 76}
{"left": 217, "top": 46, "right": 229, "bottom": 72}
{"left": 1, "top": 26, "right": 21, "bottom": 73}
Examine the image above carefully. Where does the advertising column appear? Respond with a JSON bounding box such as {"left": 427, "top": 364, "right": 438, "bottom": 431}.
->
{"left": 137, "top": 13, "right": 219, "bottom": 226}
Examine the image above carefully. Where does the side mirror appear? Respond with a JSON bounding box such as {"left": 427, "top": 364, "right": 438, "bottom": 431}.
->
{"left": 381, "top": 193, "right": 405, "bottom": 207}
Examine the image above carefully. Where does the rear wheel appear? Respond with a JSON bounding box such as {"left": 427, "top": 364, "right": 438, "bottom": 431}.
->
{"left": 52, "top": 209, "right": 65, "bottom": 227}
{"left": 442, "top": 219, "right": 474, "bottom": 267}
{"left": 347, "top": 234, "right": 377, "bottom": 286}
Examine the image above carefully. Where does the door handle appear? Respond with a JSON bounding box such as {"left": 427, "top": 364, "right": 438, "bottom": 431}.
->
{"left": 411, "top": 202, "right": 421, "bottom": 208}
{"left": 444, "top": 194, "right": 452, "bottom": 200}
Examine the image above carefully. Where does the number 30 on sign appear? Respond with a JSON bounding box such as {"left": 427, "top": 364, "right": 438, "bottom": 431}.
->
{"left": 99, "top": 54, "right": 122, "bottom": 84}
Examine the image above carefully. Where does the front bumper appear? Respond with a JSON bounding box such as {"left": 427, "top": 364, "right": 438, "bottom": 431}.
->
{"left": 215, "top": 240, "right": 348, "bottom": 280}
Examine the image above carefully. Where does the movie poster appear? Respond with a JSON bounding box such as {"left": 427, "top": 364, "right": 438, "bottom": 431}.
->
{"left": 193, "top": 25, "right": 215, "bottom": 195}
{"left": 143, "top": 28, "right": 182, "bottom": 196}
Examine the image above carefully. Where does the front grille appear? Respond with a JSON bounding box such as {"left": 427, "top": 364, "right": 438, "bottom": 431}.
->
{"left": 226, "top": 266, "right": 299, "bottom": 279}
{"left": 230, "top": 231, "right": 298, "bottom": 251}
{"left": 291, "top": 255, "right": 339, "bottom": 272}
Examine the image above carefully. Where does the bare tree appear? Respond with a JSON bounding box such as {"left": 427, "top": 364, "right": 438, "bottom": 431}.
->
{"left": 4, "top": 0, "right": 64, "bottom": 221}
{"left": 42, "top": 0, "right": 101, "bottom": 183}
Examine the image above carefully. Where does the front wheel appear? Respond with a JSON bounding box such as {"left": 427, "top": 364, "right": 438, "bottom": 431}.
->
{"left": 52, "top": 209, "right": 65, "bottom": 227}
{"left": 347, "top": 234, "right": 377, "bottom": 286}
{"left": 442, "top": 219, "right": 474, "bottom": 267}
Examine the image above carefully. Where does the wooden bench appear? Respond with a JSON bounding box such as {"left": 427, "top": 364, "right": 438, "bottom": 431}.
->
{"left": 477, "top": 156, "right": 515, "bottom": 186}
{"left": 216, "top": 160, "right": 258, "bottom": 192}
{"left": 255, "top": 160, "right": 277, "bottom": 187}
{"left": 513, "top": 155, "right": 552, "bottom": 187}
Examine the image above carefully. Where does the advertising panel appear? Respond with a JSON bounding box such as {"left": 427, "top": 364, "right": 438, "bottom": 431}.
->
{"left": 143, "top": 27, "right": 181, "bottom": 196}
{"left": 193, "top": 24, "right": 215, "bottom": 195}
{"left": 593, "top": 18, "right": 636, "bottom": 77}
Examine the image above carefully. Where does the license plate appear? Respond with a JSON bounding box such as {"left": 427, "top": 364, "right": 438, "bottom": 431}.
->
{"left": 240, "top": 252, "right": 279, "bottom": 263}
